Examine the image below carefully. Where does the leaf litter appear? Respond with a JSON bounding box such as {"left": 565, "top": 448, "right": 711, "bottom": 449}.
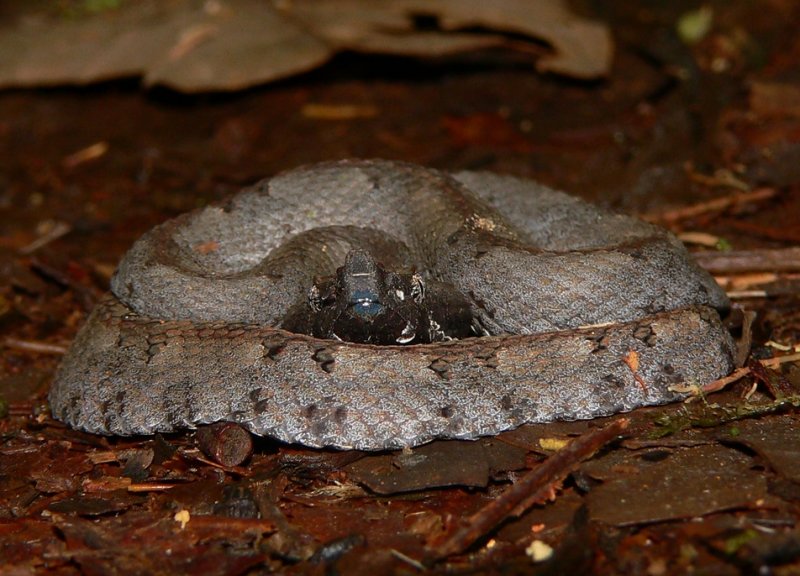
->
{"left": 0, "top": 0, "right": 613, "bottom": 92}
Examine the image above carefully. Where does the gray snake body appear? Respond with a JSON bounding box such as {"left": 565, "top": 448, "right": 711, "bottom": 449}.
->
{"left": 50, "top": 160, "right": 735, "bottom": 450}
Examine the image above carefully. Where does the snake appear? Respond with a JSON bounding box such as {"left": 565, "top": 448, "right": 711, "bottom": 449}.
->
{"left": 50, "top": 159, "right": 735, "bottom": 450}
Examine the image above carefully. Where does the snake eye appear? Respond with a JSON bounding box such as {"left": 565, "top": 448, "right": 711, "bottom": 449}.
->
{"left": 410, "top": 273, "right": 425, "bottom": 304}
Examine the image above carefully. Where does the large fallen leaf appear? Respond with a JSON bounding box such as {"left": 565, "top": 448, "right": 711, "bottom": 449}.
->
{"left": 0, "top": 0, "right": 612, "bottom": 93}
{"left": 582, "top": 445, "right": 770, "bottom": 526}
{"left": 0, "top": 0, "right": 330, "bottom": 91}
{"left": 344, "top": 438, "right": 527, "bottom": 494}
{"left": 286, "top": 0, "right": 613, "bottom": 78}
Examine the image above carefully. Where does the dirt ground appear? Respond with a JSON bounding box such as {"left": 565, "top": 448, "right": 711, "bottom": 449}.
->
{"left": 2, "top": 1, "right": 800, "bottom": 574}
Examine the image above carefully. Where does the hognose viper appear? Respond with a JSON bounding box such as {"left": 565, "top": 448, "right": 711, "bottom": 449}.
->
{"left": 50, "top": 159, "right": 735, "bottom": 450}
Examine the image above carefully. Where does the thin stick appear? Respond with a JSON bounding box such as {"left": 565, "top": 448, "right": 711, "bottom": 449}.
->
{"left": 699, "top": 366, "right": 752, "bottom": 394}
{"left": 3, "top": 337, "right": 67, "bottom": 355}
{"left": 19, "top": 221, "right": 71, "bottom": 255}
{"left": 674, "top": 352, "right": 800, "bottom": 397}
{"left": 761, "top": 351, "right": 800, "bottom": 368}
{"left": 127, "top": 482, "right": 178, "bottom": 492}
{"left": 641, "top": 187, "right": 776, "bottom": 224}
{"left": 694, "top": 247, "right": 800, "bottom": 274}
{"left": 429, "top": 418, "right": 629, "bottom": 560}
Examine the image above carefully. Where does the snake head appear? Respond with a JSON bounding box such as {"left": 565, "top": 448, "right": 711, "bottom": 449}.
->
{"left": 307, "top": 250, "right": 403, "bottom": 314}
{"left": 283, "top": 249, "right": 473, "bottom": 345}
{"left": 311, "top": 250, "right": 423, "bottom": 345}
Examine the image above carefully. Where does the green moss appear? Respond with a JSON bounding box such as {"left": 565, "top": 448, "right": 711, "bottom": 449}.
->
{"left": 715, "top": 237, "right": 732, "bottom": 251}
{"left": 651, "top": 396, "right": 800, "bottom": 438}
{"left": 723, "top": 529, "right": 759, "bottom": 555}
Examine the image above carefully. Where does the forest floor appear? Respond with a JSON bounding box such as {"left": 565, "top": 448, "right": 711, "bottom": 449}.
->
{"left": 2, "top": 1, "right": 800, "bottom": 574}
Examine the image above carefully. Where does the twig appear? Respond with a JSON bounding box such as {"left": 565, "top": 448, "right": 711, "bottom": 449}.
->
{"left": 673, "top": 352, "right": 800, "bottom": 397}
{"left": 712, "top": 272, "right": 800, "bottom": 298}
{"left": 3, "top": 337, "right": 67, "bottom": 355}
{"left": 727, "top": 290, "right": 769, "bottom": 299}
{"left": 390, "top": 549, "right": 426, "bottom": 571}
{"left": 19, "top": 220, "right": 72, "bottom": 255}
{"left": 641, "top": 187, "right": 776, "bottom": 224}
{"left": 674, "top": 366, "right": 752, "bottom": 395}
{"left": 301, "top": 103, "right": 379, "bottom": 120}
{"left": 127, "top": 482, "right": 179, "bottom": 492}
{"left": 761, "top": 351, "right": 800, "bottom": 368}
{"left": 723, "top": 278, "right": 800, "bottom": 298}
{"left": 428, "top": 418, "right": 629, "bottom": 560}
{"left": 694, "top": 247, "right": 800, "bottom": 274}
{"left": 678, "top": 231, "right": 722, "bottom": 247}
{"left": 61, "top": 141, "right": 108, "bottom": 169}
{"left": 687, "top": 167, "right": 750, "bottom": 191}
{"left": 175, "top": 515, "right": 276, "bottom": 531}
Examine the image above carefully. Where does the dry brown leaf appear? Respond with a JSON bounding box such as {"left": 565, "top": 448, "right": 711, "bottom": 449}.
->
{"left": 0, "top": 0, "right": 612, "bottom": 92}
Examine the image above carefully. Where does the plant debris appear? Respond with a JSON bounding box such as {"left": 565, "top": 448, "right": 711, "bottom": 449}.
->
{"left": 0, "top": 0, "right": 612, "bottom": 92}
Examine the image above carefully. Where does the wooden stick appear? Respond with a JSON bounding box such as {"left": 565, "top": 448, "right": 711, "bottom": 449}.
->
{"left": 3, "top": 337, "right": 67, "bottom": 355}
{"left": 674, "top": 352, "right": 800, "bottom": 397}
{"left": 641, "top": 187, "right": 776, "bottom": 224}
{"left": 694, "top": 247, "right": 800, "bottom": 274}
{"left": 428, "top": 418, "right": 629, "bottom": 560}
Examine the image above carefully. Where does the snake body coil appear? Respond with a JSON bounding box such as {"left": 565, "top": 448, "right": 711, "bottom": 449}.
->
{"left": 50, "top": 160, "right": 735, "bottom": 450}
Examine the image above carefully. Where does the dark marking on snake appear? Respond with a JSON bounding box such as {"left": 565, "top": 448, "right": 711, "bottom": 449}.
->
{"left": 603, "top": 374, "right": 624, "bottom": 388}
{"left": 633, "top": 325, "right": 657, "bottom": 346}
{"left": 428, "top": 358, "right": 451, "bottom": 379}
{"left": 312, "top": 348, "right": 335, "bottom": 373}
{"left": 262, "top": 337, "right": 285, "bottom": 362}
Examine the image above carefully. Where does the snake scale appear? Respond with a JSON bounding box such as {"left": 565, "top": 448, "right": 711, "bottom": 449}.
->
{"left": 50, "top": 159, "right": 735, "bottom": 450}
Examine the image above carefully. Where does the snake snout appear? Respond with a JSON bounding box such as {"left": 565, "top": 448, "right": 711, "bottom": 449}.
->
{"left": 341, "top": 250, "right": 388, "bottom": 319}
{"left": 348, "top": 291, "right": 385, "bottom": 319}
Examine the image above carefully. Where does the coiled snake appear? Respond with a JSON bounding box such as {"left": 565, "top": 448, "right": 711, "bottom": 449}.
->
{"left": 50, "top": 160, "right": 735, "bottom": 450}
